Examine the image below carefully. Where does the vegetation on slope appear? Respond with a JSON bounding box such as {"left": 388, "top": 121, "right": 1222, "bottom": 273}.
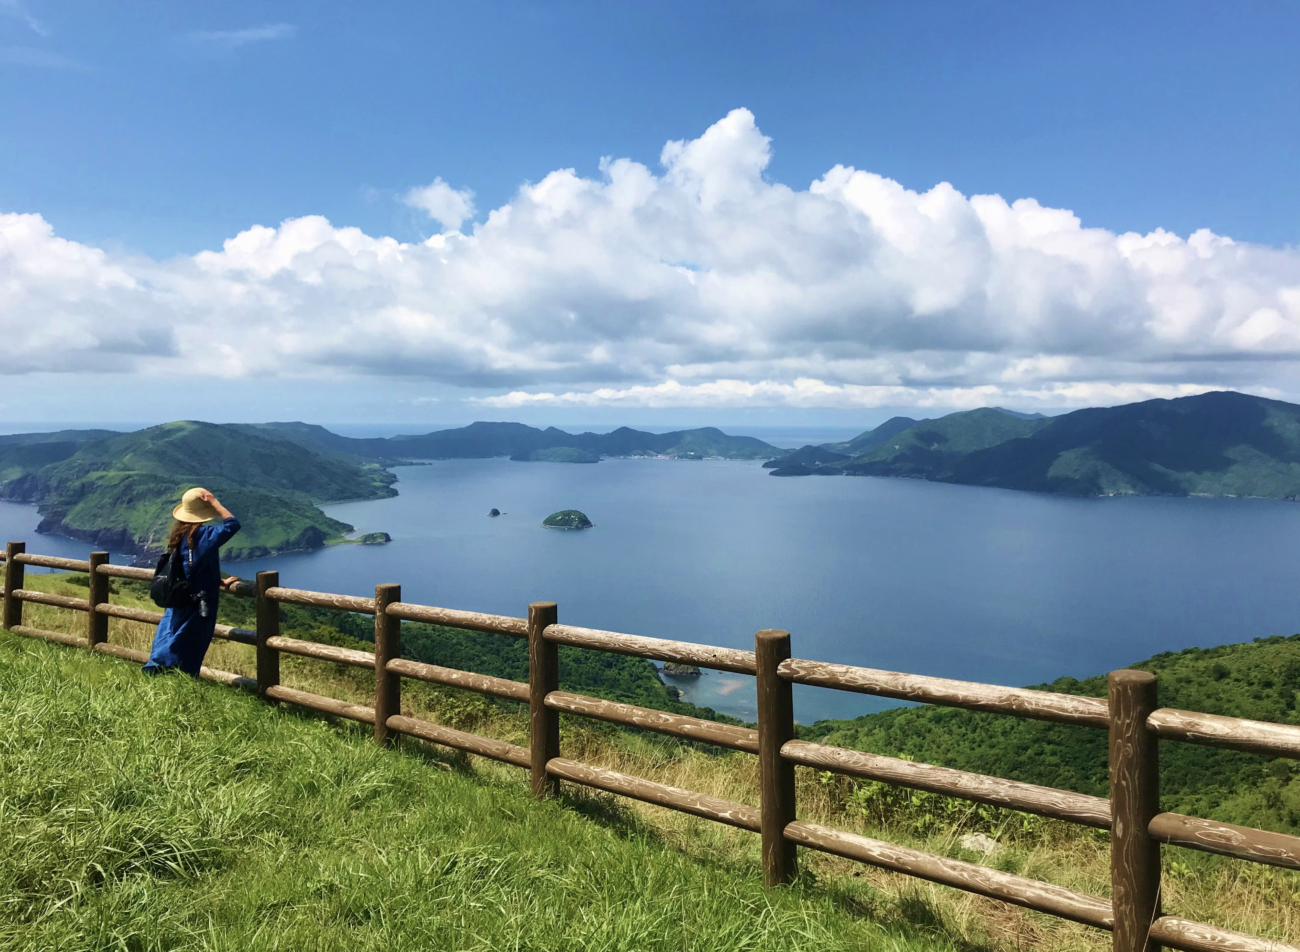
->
{"left": 4, "top": 567, "right": 1299, "bottom": 950}
{"left": 542, "top": 510, "right": 594, "bottom": 529}
{"left": 833, "top": 392, "right": 1300, "bottom": 499}
{"left": 247, "top": 420, "right": 783, "bottom": 462}
{"left": 0, "top": 632, "right": 942, "bottom": 952}
{"left": 803, "top": 634, "right": 1300, "bottom": 834}
{"left": 0, "top": 421, "right": 396, "bottom": 560}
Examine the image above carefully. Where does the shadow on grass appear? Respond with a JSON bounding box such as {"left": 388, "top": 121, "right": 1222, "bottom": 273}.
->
{"left": 266, "top": 694, "right": 1002, "bottom": 952}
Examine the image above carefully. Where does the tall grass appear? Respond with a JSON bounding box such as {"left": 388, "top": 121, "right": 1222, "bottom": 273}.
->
{"left": 3, "top": 568, "right": 1298, "bottom": 950}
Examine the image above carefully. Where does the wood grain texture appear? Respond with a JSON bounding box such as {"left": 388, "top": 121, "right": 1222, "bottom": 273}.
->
{"left": 264, "top": 635, "right": 376, "bottom": 668}
{"left": 3, "top": 542, "right": 24, "bottom": 630}
{"left": 387, "top": 714, "right": 531, "bottom": 768}
{"left": 87, "top": 553, "right": 109, "bottom": 648}
{"left": 387, "top": 602, "right": 528, "bottom": 637}
{"left": 1149, "top": 812, "right": 1300, "bottom": 870}
{"left": 1110, "top": 670, "right": 1162, "bottom": 952}
{"left": 388, "top": 658, "right": 529, "bottom": 701}
{"left": 199, "top": 667, "right": 258, "bottom": 692}
{"left": 265, "top": 684, "right": 376, "bottom": 724}
{"left": 96, "top": 603, "right": 163, "bottom": 625}
{"left": 220, "top": 579, "right": 258, "bottom": 598}
{"left": 13, "top": 552, "right": 91, "bottom": 571}
{"left": 96, "top": 564, "right": 153, "bottom": 581}
{"left": 10, "top": 625, "right": 86, "bottom": 648}
{"left": 529, "top": 602, "right": 560, "bottom": 799}
{"left": 1149, "top": 916, "right": 1300, "bottom": 952}
{"left": 546, "top": 757, "right": 762, "bottom": 832}
{"left": 373, "top": 583, "right": 401, "bottom": 748}
{"left": 14, "top": 589, "right": 91, "bottom": 612}
{"left": 256, "top": 571, "right": 280, "bottom": 698}
{"left": 1149, "top": 708, "right": 1300, "bottom": 760}
{"left": 93, "top": 642, "right": 148, "bottom": 663}
{"left": 778, "top": 657, "right": 1110, "bottom": 728}
{"left": 544, "top": 623, "right": 758, "bottom": 674}
{"left": 782, "top": 739, "right": 1112, "bottom": 828}
{"left": 785, "top": 820, "right": 1114, "bottom": 930}
{"left": 263, "top": 586, "right": 376, "bottom": 615}
{"left": 214, "top": 625, "right": 256, "bottom": 646}
{"left": 545, "top": 691, "right": 758, "bottom": 752}
{"left": 757, "top": 629, "right": 797, "bottom": 886}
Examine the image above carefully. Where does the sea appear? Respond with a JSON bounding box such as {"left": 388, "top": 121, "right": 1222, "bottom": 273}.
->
{"left": 5, "top": 446, "right": 1300, "bottom": 724}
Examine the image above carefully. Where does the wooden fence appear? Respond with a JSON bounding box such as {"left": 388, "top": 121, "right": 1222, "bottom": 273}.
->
{"left": 3, "top": 538, "right": 1299, "bottom": 952}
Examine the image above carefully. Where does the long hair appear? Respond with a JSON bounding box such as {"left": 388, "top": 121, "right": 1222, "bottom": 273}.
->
{"left": 167, "top": 520, "right": 199, "bottom": 552}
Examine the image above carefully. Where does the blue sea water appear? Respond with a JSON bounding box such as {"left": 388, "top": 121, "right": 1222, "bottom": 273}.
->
{"left": 4, "top": 458, "right": 1300, "bottom": 724}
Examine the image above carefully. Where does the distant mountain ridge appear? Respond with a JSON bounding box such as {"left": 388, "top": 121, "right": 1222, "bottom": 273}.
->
{"left": 0, "top": 422, "right": 397, "bottom": 560}
{"left": 242, "top": 420, "right": 782, "bottom": 462}
{"left": 0, "top": 420, "right": 783, "bottom": 559}
{"left": 768, "top": 391, "right": 1300, "bottom": 500}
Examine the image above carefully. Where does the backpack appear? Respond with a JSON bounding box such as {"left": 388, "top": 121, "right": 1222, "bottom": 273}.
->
{"left": 150, "top": 544, "right": 195, "bottom": 610}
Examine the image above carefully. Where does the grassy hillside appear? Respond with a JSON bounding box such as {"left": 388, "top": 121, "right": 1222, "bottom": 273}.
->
{"left": 0, "top": 421, "right": 397, "bottom": 560}
{"left": 4, "top": 568, "right": 1298, "bottom": 950}
{"left": 836, "top": 392, "right": 1300, "bottom": 499}
{"left": 0, "top": 633, "right": 936, "bottom": 952}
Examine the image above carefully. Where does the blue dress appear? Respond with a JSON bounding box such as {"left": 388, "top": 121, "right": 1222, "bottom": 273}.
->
{"left": 144, "top": 516, "right": 241, "bottom": 676}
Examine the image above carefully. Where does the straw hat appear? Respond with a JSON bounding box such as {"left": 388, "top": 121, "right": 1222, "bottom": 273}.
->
{"left": 172, "top": 487, "right": 218, "bottom": 524}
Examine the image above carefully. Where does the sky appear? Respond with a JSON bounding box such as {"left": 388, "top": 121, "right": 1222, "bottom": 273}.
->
{"left": 2, "top": 1, "right": 1299, "bottom": 429}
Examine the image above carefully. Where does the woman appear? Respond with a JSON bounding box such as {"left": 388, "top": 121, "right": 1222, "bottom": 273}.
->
{"left": 143, "top": 487, "right": 241, "bottom": 676}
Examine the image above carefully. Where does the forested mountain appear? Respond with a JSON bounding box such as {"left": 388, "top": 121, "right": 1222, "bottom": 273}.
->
{"left": 0, "top": 422, "right": 396, "bottom": 560}
{"left": 0, "top": 419, "right": 781, "bottom": 559}
{"left": 245, "top": 420, "right": 781, "bottom": 461}
{"left": 773, "top": 391, "right": 1300, "bottom": 500}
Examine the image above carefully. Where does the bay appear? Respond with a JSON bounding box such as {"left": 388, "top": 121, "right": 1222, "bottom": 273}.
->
{"left": 4, "top": 458, "right": 1300, "bottom": 724}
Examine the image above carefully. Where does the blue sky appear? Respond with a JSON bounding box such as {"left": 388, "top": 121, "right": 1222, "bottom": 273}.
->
{"left": 3, "top": 1, "right": 1300, "bottom": 428}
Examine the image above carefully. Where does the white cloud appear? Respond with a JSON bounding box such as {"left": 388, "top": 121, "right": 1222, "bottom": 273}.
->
{"left": 190, "top": 23, "right": 296, "bottom": 48}
{"left": 3, "top": 108, "right": 1300, "bottom": 409}
{"left": 0, "top": 0, "right": 49, "bottom": 36}
{"left": 472, "top": 379, "right": 1221, "bottom": 411}
{"left": 404, "top": 178, "right": 476, "bottom": 233}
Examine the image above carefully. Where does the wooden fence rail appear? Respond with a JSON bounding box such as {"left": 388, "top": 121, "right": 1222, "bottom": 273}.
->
{"left": 1, "top": 541, "right": 1297, "bottom": 952}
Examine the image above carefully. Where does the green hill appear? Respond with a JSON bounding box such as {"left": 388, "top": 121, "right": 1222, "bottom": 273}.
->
{"left": 821, "top": 416, "right": 920, "bottom": 456}
{"left": 802, "top": 632, "right": 1300, "bottom": 833}
{"left": 0, "top": 630, "right": 924, "bottom": 952}
{"left": 243, "top": 421, "right": 782, "bottom": 462}
{"left": 0, "top": 421, "right": 396, "bottom": 560}
{"left": 830, "top": 392, "right": 1300, "bottom": 499}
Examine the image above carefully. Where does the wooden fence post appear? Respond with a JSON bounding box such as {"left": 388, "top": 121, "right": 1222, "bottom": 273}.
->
{"left": 529, "top": 601, "right": 560, "bottom": 799}
{"left": 255, "top": 571, "right": 280, "bottom": 699}
{"left": 757, "top": 628, "right": 797, "bottom": 886}
{"left": 374, "top": 583, "right": 401, "bottom": 747}
{"left": 3, "top": 542, "right": 24, "bottom": 631}
{"left": 1110, "top": 669, "right": 1161, "bottom": 952}
{"left": 87, "top": 552, "right": 109, "bottom": 649}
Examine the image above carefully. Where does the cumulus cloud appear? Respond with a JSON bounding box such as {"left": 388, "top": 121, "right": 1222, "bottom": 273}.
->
{"left": 404, "top": 178, "right": 476, "bottom": 233}
{"left": 3, "top": 108, "right": 1300, "bottom": 409}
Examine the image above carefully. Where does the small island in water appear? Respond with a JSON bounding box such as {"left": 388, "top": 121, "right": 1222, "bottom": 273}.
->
{"left": 542, "top": 510, "right": 593, "bottom": 529}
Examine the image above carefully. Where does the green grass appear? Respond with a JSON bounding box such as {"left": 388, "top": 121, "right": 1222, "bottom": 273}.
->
{"left": 0, "top": 630, "right": 982, "bottom": 952}
{"left": 6, "top": 570, "right": 1299, "bottom": 950}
